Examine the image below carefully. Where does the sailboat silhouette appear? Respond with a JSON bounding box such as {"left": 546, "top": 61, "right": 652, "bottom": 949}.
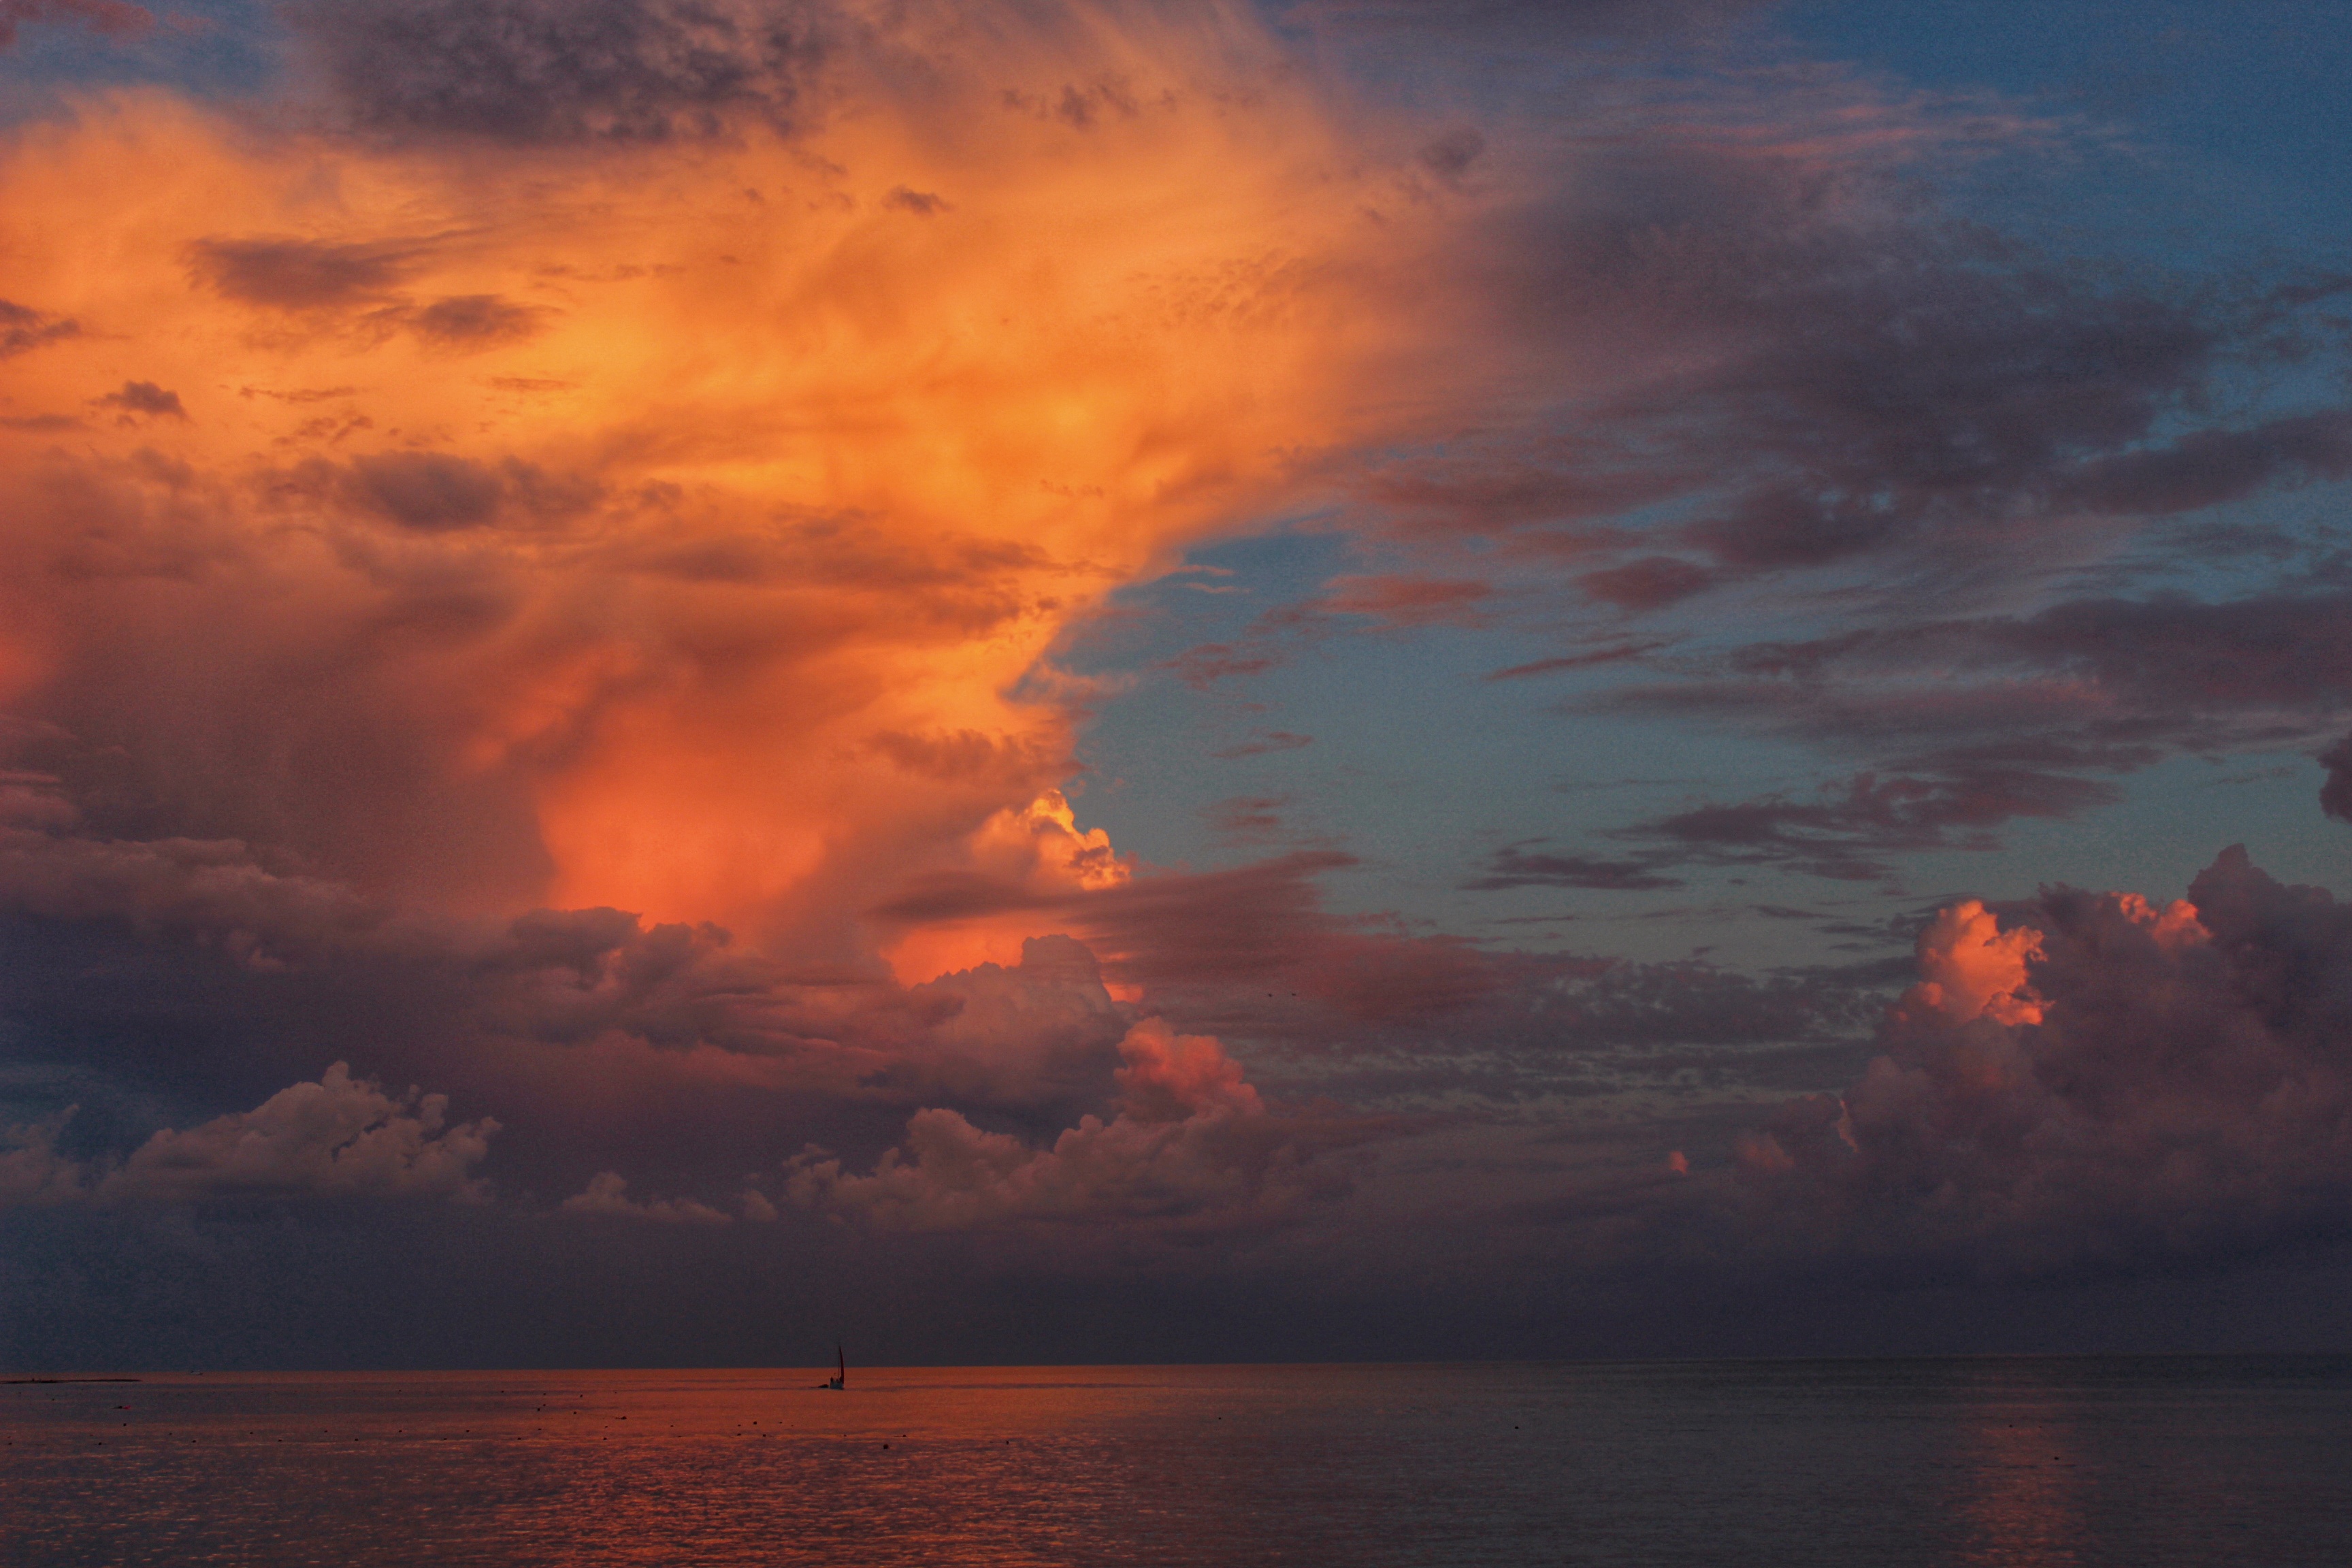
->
{"left": 822, "top": 1343, "right": 845, "bottom": 1390}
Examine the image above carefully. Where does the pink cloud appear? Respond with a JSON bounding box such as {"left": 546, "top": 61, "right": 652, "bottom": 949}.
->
{"left": 559, "top": 1170, "right": 731, "bottom": 1225}
{"left": 784, "top": 1019, "right": 1356, "bottom": 1236}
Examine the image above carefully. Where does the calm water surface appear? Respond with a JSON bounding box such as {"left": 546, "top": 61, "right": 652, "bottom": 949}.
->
{"left": 3, "top": 1358, "right": 2348, "bottom": 1565}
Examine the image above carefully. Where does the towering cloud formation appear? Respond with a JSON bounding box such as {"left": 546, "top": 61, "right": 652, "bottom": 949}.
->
{"left": 0, "top": 1, "right": 1475, "bottom": 974}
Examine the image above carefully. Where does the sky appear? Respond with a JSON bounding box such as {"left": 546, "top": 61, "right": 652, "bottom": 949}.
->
{"left": 3, "top": 0, "right": 2352, "bottom": 1369}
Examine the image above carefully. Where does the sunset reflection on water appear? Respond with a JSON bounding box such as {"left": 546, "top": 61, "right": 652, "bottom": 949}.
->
{"left": 1953, "top": 1407, "right": 2089, "bottom": 1567}
{"left": 4, "top": 1360, "right": 2348, "bottom": 1566}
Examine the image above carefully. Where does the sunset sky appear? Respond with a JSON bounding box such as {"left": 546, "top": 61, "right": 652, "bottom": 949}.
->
{"left": 5, "top": 0, "right": 2352, "bottom": 1367}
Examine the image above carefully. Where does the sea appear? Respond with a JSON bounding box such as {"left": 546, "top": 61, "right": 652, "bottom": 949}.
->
{"left": 3, "top": 1358, "right": 2348, "bottom": 1565}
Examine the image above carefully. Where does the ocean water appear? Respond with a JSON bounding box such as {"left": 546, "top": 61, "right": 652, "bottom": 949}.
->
{"left": 3, "top": 1358, "right": 2348, "bottom": 1566}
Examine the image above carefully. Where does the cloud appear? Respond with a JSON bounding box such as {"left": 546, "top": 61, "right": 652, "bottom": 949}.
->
{"left": 1484, "top": 640, "right": 1666, "bottom": 681}
{"left": 1285, "top": 0, "right": 1776, "bottom": 45}
{"left": 189, "top": 236, "right": 427, "bottom": 310}
{"left": 6, "top": 0, "right": 2352, "bottom": 1364}
{"left": 93, "top": 380, "right": 186, "bottom": 422}
{"left": 0, "top": 1109, "right": 86, "bottom": 1205}
{"left": 1163, "top": 642, "right": 1284, "bottom": 689}
{"left": 1416, "top": 127, "right": 1484, "bottom": 185}
{"left": 406, "top": 294, "right": 551, "bottom": 348}
{"left": 1461, "top": 843, "right": 1683, "bottom": 892}
{"left": 1210, "top": 731, "right": 1313, "bottom": 760}
{"left": 289, "top": 0, "right": 832, "bottom": 144}
{"left": 1205, "top": 794, "right": 1288, "bottom": 844}
{"left": 0, "top": 297, "right": 78, "bottom": 358}
{"left": 881, "top": 186, "right": 949, "bottom": 216}
{"left": 1578, "top": 555, "right": 1710, "bottom": 609}
{"left": 0, "top": 1063, "right": 499, "bottom": 1207}
{"left": 1578, "top": 588, "right": 2352, "bottom": 881}
{"left": 1731, "top": 849, "right": 2352, "bottom": 1275}
{"left": 341, "top": 451, "right": 508, "bottom": 529}
{"left": 2322, "top": 734, "right": 2352, "bottom": 823}
{"left": 1318, "top": 574, "right": 1492, "bottom": 628}
{"left": 0, "top": 16, "right": 1407, "bottom": 949}
{"left": 0, "top": 0, "right": 151, "bottom": 52}
{"left": 785, "top": 1018, "right": 1360, "bottom": 1235}
{"left": 559, "top": 1169, "right": 732, "bottom": 1224}
{"left": 1335, "top": 81, "right": 2347, "bottom": 609}
{"left": 2055, "top": 409, "right": 2352, "bottom": 517}
{"left": 1616, "top": 767, "right": 2126, "bottom": 882}
{"left": 872, "top": 848, "right": 1513, "bottom": 1026}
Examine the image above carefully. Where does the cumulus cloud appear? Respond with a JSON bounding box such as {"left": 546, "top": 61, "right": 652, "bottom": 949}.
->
{"left": 786, "top": 1018, "right": 1360, "bottom": 1235}
{"left": 0, "top": 1109, "right": 86, "bottom": 1205}
{"left": 1733, "top": 849, "right": 2352, "bottom": 1275}
{"left": 1, "top": 1064, "right": 498, "bottom": 1206}
{"left": 559, "top": 1169, "right": 732, "bottom": 1224}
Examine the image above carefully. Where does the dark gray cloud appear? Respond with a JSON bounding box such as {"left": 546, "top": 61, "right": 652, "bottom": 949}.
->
{"left": 1616, "top": 766, "right": 2126, "bottom": 883}
{"left": 1354, "top": 120, "right": 2351, "bottom": 595}
{"left": 881, "top": 186, "right": 948, "bottom": 216}
{"left": 290, "top": 0, "right": 833, "bottom": 144}
{"left": 1569, "top": 589, "right": 2352, "bottom": 881}
{"left": 0, "top": 297, "right": 79, "bottom": 357}
{"left": 408, "top": 294, "right": 550, "bottom": 346}
{"left": 190, "top": 235, "right": 426, "bottom": 310}
{"left": 1416, "top": 126, "right": 1484, "bottom": 184}
{"left": 2322, "top": 734, "right": 2352, "bottom": 824}
{"left": 1461, "top": 843, "right": 1683, "bottom": 892}
{"left": 309, "top": 451, "right": 604, "bottom": 531}
{"left": 344, "top": 451, "right": 506, "bottom": 529}
{"left": 92, "top": 379, "right": 186, "bottom": 421}
{"left": 1667, "top": 261, "right": 2226, "bottom": 570}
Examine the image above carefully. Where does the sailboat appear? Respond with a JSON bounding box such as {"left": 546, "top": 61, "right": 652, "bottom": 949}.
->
{"left": 822, "top": 1343, "right": 845, "bottom": 1390}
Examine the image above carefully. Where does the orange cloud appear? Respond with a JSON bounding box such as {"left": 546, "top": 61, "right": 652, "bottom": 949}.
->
{"left": 1900, "top": 899, "right": 2045, "bottom": 1027}
{"left": 0, "top": 7, "right": 1479, "bottom": 974}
